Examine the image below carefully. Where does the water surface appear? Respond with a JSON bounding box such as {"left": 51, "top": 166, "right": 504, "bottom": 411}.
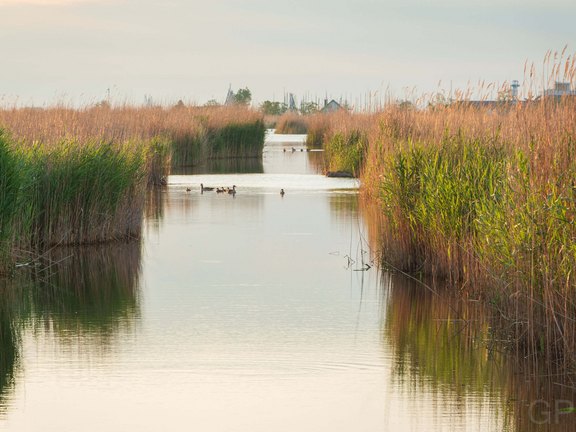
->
{"left": 0, "top": 132, "right": 573, "bottom": 431}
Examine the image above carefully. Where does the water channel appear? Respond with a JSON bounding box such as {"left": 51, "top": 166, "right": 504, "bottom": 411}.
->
{"left": 0, "top": 132, "right": 574, "bottom": 431}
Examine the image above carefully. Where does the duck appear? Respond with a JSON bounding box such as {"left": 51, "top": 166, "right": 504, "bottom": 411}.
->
{"left": 280, "top": 188, "right": 285, "bottom": 197}
{"left": 186, "top": 187, "right": 192, "bottom": 192}
{"left": 291, "top": 147, "right": 296, "bottom": 152}
{"left": 200, "top": 183, "right": 215, "bottom": 193}
{"left": 216, "top": 187, "right": 226, "bottom": 193}
{"left": 227, "top": 185, "right": 237, "bottom": 195}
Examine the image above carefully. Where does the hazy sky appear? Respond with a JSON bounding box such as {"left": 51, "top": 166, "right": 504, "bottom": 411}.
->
{"left": 1, "top": 0, "right": 574, "bottom": 107}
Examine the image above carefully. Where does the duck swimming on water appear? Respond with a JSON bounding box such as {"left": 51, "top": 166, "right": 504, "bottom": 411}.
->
{"left": 280, "top": 189, "right": 285, "bottom": 197}
{"left": 200, "top": 183, "right": 215, "bottom": 193}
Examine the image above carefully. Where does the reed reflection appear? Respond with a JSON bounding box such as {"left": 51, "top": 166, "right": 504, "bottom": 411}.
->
{"left": 27, "top": 243, "right": 142, "bottom": 346}
{"left": 145, "top": 186, "right": 165, "bottom": 226}
{"left": 381, "top": 272, "right": 576, "bottom": 431}
{"left": 0, "top": 283, "right": 18, "bottom": 415}
{"left": 172, "top": 157, "right": 264, "bottom": 175}
{"left": 383, "top": 274, "right": 508, "bottom": 428}
{"left": 329, "top": 192, "right": 359, "bottom": 221}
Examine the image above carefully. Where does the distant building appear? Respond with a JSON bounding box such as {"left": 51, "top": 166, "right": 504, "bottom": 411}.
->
{"left": 321, "top": 99, "right": 343, "bottom": 113}
{"left": 288, "top": 93, "right": 297, "bottom": 112}
{"left": 225, "top": 86, "right": 236, "bottom": 105}
{"left": 542, "top": 82, "right": 576, "bottom": 100}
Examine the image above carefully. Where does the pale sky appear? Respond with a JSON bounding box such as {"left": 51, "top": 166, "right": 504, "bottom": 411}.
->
{"left": 1, "top": 0, "right": 574, "bottom": 107}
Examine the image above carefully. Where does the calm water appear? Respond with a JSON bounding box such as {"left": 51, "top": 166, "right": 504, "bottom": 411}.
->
{"left": 0, "top": 132, "right": 574, "bottom": 431}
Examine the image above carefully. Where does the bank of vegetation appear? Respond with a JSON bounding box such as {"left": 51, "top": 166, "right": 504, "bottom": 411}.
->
{"left": 274, "top": 113, "right": 308, "bottom": 134}
{"left": 0, "top": 105, "right": 265, "bottom": 271}
{"left": 311, "top": 83, "right": 576, "bottom": 367}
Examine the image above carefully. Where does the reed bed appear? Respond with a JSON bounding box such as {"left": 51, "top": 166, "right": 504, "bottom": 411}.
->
{"left": 305, "top": 112, "right": 373, "bottom": 175}
{"left": 274, "top": 113, "right": 308, "bottom": 134}
{"left": 0, "top": 104, "right": 265, "bottom": 271}
{"left": 0, "top": 104, "right": 265, "bottom": 170}
{"left": 317, "top": 66, "right": 576, "bottom": 365}
{"left": 305, "top": 113, "right": 332, "bottom": 148}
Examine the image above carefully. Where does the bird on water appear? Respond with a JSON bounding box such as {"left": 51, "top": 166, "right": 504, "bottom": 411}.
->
{"left": 280, "top": 189, "right": 285, "bottom": 197}
{"left": 200, "top": 183, "right": 215, "bottom": 193}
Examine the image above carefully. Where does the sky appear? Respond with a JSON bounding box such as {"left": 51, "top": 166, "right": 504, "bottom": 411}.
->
{"left": 0, "top": 0, "right": 575, "bottom": 108}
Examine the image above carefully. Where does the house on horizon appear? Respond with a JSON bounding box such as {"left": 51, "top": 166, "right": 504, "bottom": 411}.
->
{"left": 321, "top": 99, "right": 343, "bottom": 113}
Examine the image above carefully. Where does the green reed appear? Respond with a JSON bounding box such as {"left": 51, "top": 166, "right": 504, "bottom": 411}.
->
{"left": 363, "top": 114, "right": 576, "bottom": 364}
{"left": 204, "top": 120, "right": 266, "bottom": 159}
{"left": 169, "top": 131, "right": 206, "bottom": 168}
{"left": 169, "top": 120, "right": 265, "bottom": 167}
{"left": 0, "top": 132, "right": 22, "bottom": 265}
{"left": 18, "top": 140, "right": 148, "bottom": 247}
{"left": 323, "top": 129, "right": 367, "bottom": 176}
{"left": 0, "top": 136, "right": 155, "bottom": 265}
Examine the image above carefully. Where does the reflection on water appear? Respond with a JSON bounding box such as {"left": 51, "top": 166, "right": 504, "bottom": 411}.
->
{"left": 171, "top": 157, "right": 264, "bottom": 175}
{"left": 26, "top": 244, "right": 141, "bottom": 341}
{"left": 0, "top": 242, "right": 141, "bottom": 415}
{"left": 0, "top": 283, "right": 18, "bottom": 415}
{"left": 145, "top": 186, "right": 165, "bottom": 228}
{"left": 383, "top": 273, "right": 507, "bottom": 429}
{"left": 380, "top": 255, "right": 576, "bottom": 431}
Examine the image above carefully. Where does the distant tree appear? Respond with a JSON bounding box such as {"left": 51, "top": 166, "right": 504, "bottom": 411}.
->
{"left": 260, "top": 100, "right": 287, "bottom": 115}
{"left": 234, "top": 87, "right": 252, "bottom": 105}
{"left": 427, "top": 93, "right": 450, "bottom": 110}
{"left": 397, "top": 100, "right": 414, "bottom": 110}
{"left": 95, "top": 100, "right": 111, "bottom": 109}
{"left": 497, "top": 88, "right": 513, "bottom": 103}
{"left": 300, "top": 101, "right": 319, "bottom": 115}
{"left": 204, "top": 99, "right": 220, "bottom": 107}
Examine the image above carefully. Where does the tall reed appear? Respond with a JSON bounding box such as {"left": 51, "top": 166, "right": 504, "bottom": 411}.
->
{"left": 0, "top": 132, "right": 21, "bottom": 265}
{"left": 358, "top": 100, "right": 576, "bottom": 364}
{"left": 17, "top": 140, "right": 148, "bottom": 247}
{"left": 315, "top": 51, "right": 576, "bottom": 365}
{"left": 275, "top": 113, "right": 308, "bottom": 134}
{"left": 0, "top": 104, "right": 266, "bottom": 271}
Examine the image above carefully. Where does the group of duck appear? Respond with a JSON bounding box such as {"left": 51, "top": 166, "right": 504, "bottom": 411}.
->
{"left": 284, "top": 147, "right": 309, "bottom": 153}
{"left": 186, "top": 184, "right": 285, "bottom": 197}
{"left": 201, "top": 184, "right": 236, "bottom": 195}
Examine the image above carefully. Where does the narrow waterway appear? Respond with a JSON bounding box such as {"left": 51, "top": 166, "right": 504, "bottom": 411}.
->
{"left": 0, "top": 132, "right": 574, "bottom": 431}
